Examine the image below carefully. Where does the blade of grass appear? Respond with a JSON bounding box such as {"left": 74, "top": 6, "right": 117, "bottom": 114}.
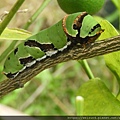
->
{"left": 78, "top": 60, "right": 94, "bottom": 79}
{"left": 23, "top": 0, "right": 51, "bottom": 29}
{"left": 0, "top": 0, "right": 25, "bottom": 35}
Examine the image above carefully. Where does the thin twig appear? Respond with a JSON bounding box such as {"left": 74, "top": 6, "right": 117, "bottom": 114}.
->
{"left": 0, "top": 35, "right": 120, "bottom": 97}
{"left": 0, "top": 9, "right": 28, "bottom": 22}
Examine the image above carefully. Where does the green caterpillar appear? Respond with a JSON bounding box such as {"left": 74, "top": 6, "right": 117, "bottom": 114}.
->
{"left": 3, "top": 12, "right": 104, "bottom": 79}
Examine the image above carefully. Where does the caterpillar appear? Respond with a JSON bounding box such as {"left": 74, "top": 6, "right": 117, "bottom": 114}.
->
{"left": 3, "top": 12, "right": 104, "bottom": 79}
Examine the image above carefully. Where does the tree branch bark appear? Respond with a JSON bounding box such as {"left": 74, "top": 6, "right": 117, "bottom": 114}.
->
{"left": 0, "top": 35, "right": 120, "bottom": 98}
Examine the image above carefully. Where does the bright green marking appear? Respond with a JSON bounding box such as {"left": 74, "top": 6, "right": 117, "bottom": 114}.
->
{"left": 4, "top": 52, "right": 23, "bottom": 73}
{"left": 65, "top": 13, "right": 78, "bottom": 36}
{"left": 15, "top": 43, "right": 30, "bottom": 58}
{"left": 80, "top": 15, "right": 100, "bottom": 38}
{"left": 25, "top": 46, "right": 45, "bottom": 59}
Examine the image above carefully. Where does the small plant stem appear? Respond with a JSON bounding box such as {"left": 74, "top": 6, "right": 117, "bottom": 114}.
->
{"left": 1, "top": 35, "right": 120, "bottom": 97}
{"left": 79, "top": 59, "right": 94, "bottom": 79}
{"left": 23, "top": 0, "right": 51, "bottom": 29}
{"left": 76, "top": 96, "right": 84, "bottom": 116}
{"left": 0, "top": 0, "right": 25, "bottom": 35}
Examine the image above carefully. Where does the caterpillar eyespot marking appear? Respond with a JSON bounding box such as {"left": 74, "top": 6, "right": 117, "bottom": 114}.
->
{"left": 3, "top": 12, "right": 104, "bottom": 79}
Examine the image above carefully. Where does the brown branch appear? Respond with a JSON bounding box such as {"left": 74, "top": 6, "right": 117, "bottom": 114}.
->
{"left": 0, "top": 35, "right": 120, "bottom": 97}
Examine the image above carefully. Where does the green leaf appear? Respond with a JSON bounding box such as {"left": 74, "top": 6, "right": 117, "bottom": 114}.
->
{"left": 77, "top": 78, "right": 120, "bottom": 115}
{"left": 98, "top": 20, "right": 120, "bottom": 90}
{"left": 99, "top": 20, "right": 120, "bottom": 99}
{"left": 99, "top": 20, "right": 119, "bottom": 40}
{"left": 0, "top": 28, "right": 31, "bottom": 40}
